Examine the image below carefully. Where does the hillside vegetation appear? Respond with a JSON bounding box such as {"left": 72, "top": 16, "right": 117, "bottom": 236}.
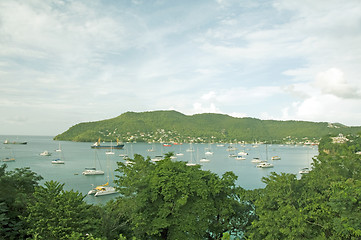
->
{"left": 54, "top": 110, "right": 361, "bottom": 143}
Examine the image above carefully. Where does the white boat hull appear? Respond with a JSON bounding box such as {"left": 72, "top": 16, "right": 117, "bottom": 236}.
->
{"left": 200, "top": 158, "right": 210, "bottom": 162}
{"left": 94, "top": 187, "right": 117, "bottom": 196}
{"left": 186, "top": 163, "right": 197, "bottom": 166}
{"left": 2, "top": 158, "right": 15, "bottom": 162}
{"left": 256, "top": 163, "right": 274, "bottom": 168}
{"left": 82, "top": 170, "right": 105, "bottom": 175}
{"left": 52, "top": 161, "right": 65, "bottom": 164}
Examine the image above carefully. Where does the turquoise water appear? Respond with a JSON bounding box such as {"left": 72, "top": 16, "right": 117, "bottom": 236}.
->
{"left": 0, "top": 135, "right": 318, "bottom": 204}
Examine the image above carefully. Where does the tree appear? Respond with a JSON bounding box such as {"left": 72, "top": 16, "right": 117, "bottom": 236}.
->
{"left": 98, "top": 198, "right": 134, "bottom": 240}
{"left": 0, "top": 164, "right": 42, "bottom": 239}
{"left": 246, "top": 134, "right": 361, "bottom": 239}
{"left": 24, "top": 180, "right": 101, "bottom": 240}
{"left": 114, "top": 153, "right": 251, "bottom": 239}
{"left": 246, "top": 173, "right": 313, "bottom": 239}
{"left": 329, "top": 179, "right": 361, "bottom": 238}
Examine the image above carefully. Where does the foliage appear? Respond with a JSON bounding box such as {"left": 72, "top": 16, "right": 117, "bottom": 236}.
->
{"left": 329, "top": 179, "right": 361, "bottom": 238}
{"left": 0, "top": 164, "right": 42, "bottom": 239}
{"left": 54, "top": 110, "right": 361, "bottom": 143}
{"left": 97, "top": 198, "right": 134, "bottom": 240}
{"left": 24, "top": 180, "right": 102, "bottom": 240}
{"left": 113, "top": 153, "right": 253, "bottom": 239}
{"left": 246, "top": 134, "right": 361, "bottom": 239}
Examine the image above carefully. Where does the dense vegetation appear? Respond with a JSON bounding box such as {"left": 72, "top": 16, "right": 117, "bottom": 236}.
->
{"left": 2, "top": 133, "right": 361, "bottom": 239}
{"left": 54, "top": 110, "right": 361, "bottom": 143}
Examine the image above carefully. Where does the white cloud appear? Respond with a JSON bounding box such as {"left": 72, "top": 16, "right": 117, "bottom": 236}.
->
{"left": 281, "top": 67, "right": 361, "bottom": 125}
{"left": 192, "top": 102, "right": 221, "bottom": 114}
{"left": 282, "top": 92, "right": 361, "bottom": 126}
{"left": 229, "top": 112, "right": 248, "bottom": 118}
{"left": 314, "top": 68, "right": 361, "bottom": 99}
{"left": 201, "top": 91, "right": 217, "bottom": 101}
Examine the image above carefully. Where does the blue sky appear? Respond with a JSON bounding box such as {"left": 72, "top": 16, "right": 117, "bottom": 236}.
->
{"left": 1, "top": 0, "right": 361, "bottom": 136}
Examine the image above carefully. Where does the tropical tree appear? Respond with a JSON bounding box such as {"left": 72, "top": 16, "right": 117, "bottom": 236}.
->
{"left": 246, "top": 173, "right": 312, "bottom": 239}
{"left": 0, "top": 164, "right": 42, "bottom": 239}
{"left": 98, "top": 198, "right": 134, "bottom": 240}
{"left": 329, "top": 179, "right": 361, "bottom": 238}
{"left": 114, "top": 153, "right": 252, "bottom": 239}
{"left": 246, "top": 134, "right": 361, "bottom": 239}
{"left": 24, "top": 180, "right": 101, "bottom": 240}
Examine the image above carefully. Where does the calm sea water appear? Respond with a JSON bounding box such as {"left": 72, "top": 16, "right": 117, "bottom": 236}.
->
{"left": 0, "top": 135, "right": 318, "bottom": 204}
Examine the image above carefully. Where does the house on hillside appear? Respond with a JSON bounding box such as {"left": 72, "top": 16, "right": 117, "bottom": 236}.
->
{"left": 331, "top": 134, "right": 349, "bottom": 144}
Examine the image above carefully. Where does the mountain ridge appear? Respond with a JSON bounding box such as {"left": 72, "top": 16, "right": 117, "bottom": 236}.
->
{"left": 54, "top": 110, "right": 361, "bottom": 143}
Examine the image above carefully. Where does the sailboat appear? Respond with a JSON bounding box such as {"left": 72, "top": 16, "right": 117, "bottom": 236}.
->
{"left": 237, "top": 150, "right": 248, "bottom": 156}
{"left": 204, "top": 143, "right": 213, "bottom": 155}
{"left": 235, "top": 155, "right": 246, "bottom": 160}
{"left": 186, "top": 143, "right": 195, "bottom": 152}
{"left": 251, "top": 157, "right": 264, "bottom": 163}
{"left": 256, "top": 162, "right": 274, "bottom": 168}
{"left": 82, "top": 151, "right": 105, "bottom": 175}
{"left": 256, "top": 144, "right": 274, "bottom": 168}
{"left": 200, "top": 157, "right": 210, "bottom": 163}
{"left": 2, "top": 149, "right": 15, "bottom": 162}
{"left": 2, "top": 157, "right": 15, "bottom": 162}
{"left": 299, "top": 148, "right": 311, "bottom": 174}
{"left": 199, "top": 146, "right": 210, "bottom": 162}
{"left": 299, "top": 167, "right": 310, "bottom": 174}
{"left": 94, "top": 183, "right": 117, "bottom": 196}
{"left": 51, "top": 158, "right": 65, "bottom": 164}
{"left": 151, "top": 155, "right": 163, "bottom": 162}
{"left": 2, "top": 148, "right": 15, "bottom": 162}
{"left": 52, "top": 144, "right": 64, "bottom": 164}
{"left": 176, "top": 143, "right": 184, "bottom": 156}
{"left": 186, "top": 161, "right": 197, "bottom": 166}
{"left": 40, "top": 150, "right": 51, "bottom": 156}
{"left": 147, "top": 142, "right": 156, "bottom": 152}
{"left": 87, "top": 182, "right": 117, "bottom": 196}
{"left": 55, "top": 142, "right": 62, "bottom": 152}
{"left": 186, "top": 146, "right": 197, "bottom": 166}
{"left": 88, "top": 155, "right": 117, "bottom": 197}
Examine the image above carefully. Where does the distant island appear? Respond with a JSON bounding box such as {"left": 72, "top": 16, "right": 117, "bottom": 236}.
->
{"left": 54, "top": 110, "right": 361, "bottom": 144}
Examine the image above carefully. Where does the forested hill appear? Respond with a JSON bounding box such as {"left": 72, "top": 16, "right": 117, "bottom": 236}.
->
{"left": 54, "top": 110, "right": 361, "bottom": 143}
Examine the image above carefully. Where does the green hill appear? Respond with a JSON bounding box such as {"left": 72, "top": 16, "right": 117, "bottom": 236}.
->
{"left": 54, "top": 110, "right": 361, "bottom": 143}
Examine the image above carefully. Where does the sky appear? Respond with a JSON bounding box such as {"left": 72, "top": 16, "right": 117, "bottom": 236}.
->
{"left": 1, "top": 0, "right": 361, "bottom": 136}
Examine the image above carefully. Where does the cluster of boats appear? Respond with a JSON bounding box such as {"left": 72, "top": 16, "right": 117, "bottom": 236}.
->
{"left": 6, "top": 139, "right": 312, "bottom": 196}
{"left": 149, "top": 143, "right": 289, "bottom": 170}
{"left": 40, "top": 146, "right": 65, "bottom": 164}
{"left": 1, "top": 139, "right": 26, "bottom": 162}
{"left": 226, "top": 145, "right": 279, "bottom": 168}
{"left": 226, "top": 146, "right": 310, "bottom": 171}
{"left": 146, "top": 143, "right": 285, "bottom": 169}
{"left": 36, "top": 141, "right": 118, "bottom": 197}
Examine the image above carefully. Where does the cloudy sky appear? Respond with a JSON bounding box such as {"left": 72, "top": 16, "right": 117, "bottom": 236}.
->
{"left": 1, "top": 0, "right": 361, "bottom": 136}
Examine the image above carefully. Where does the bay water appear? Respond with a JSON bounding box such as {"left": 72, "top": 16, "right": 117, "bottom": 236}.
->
{"left": 0, "top": 135, "right": 318, "bottom": 205}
